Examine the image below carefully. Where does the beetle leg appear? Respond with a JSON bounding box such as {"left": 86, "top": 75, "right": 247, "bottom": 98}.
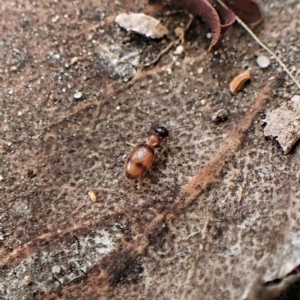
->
{"left": 126, "top": 141, "right": 136, "bottom": 147}
{"left": 137, "top": 178, "right": 142, "bottom": 190}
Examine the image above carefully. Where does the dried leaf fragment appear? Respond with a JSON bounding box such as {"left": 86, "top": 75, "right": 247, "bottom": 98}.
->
{"left": 230, "top": 70, "right": 251, "bottom": 94}
{"left": 222, "top": 0, "right": 263, "bottom": 26}
{"left": 264, "top": 96, "right": 300, "bottom": 154}
{"left": 115, "top": 12, "right": 169, "bottom": 39}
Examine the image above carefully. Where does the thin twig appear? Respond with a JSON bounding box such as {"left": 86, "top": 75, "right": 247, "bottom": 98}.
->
{"left": 216, "top": 0, "right": 300, "bottom": 90}
{"left": 138, "top": 40, "right": 178, "bottom": 68}
{"left": 138, "top": 14, "right": 195, "bottom": 68}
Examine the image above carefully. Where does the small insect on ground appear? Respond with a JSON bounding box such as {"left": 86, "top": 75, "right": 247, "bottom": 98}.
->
{"left": 124, "top": 125, "right": 169, "bottom": 180}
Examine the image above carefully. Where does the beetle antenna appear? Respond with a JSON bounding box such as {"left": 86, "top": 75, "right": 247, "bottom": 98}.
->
{"left": 169, "top": 125, "right": 192, "bottom": 132}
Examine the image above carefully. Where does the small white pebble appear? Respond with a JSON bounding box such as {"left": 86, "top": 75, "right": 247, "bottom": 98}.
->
{"left": 166, "top": 67, "right": 172, "bottom": 75}
{"left": 51, "top": 15, "right": 60, "bottom": 23}
{"left": 74, "top": 92, "right": 83, "bottom": 99}
{"left": 23, "top": 275, "right": 33, "bottom": 286}
{"left": 53, "top": 53, "right": 60, "bottom": 60}
{"left": 291, "top": 95, "right": 300, "bottom": 103}
{"left": 87, "top": 33, "right": 94, "bottom": 41}
{"left": 174, "top": 45, "right": 184, "bottom": 55}
{"left": 290, "top": 95, "right": 300, "bottom": 111}
{"left": 200, "top": 99, "right": 207, "bottom": 105}
{"left": 291, "top": 66, "right": 297, "bottom": 73}
{"left": 206, "top": 32, "right": 212, "bottom": 39}
{"left": 174, "top": 27, "right": 184, "bottom": 37}
{"left": 256, "top": 55, "right": 270, "bottom": 68}
{"left": 197, "top": 67, "right": 203, "bottom": 74}
{"left": 70, "top": 57, "right": 79, "bottom": 65}
{"left": 8, "top": 89, "right": 13, "bottom": 95}
{"left": 52, "top": 265, "right": 62, "bottom": 274}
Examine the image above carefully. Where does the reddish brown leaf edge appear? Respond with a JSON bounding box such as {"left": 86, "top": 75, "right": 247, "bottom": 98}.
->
{"left": 155, "top": 0, "right": 263, "bottom": 52}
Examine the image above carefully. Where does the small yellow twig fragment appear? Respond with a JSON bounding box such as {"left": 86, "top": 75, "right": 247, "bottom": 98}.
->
{"left": 230, "top": 70, "right": 251, "bottom": 94}
{"left": 88, "top": 190, "right": 97, "bottom": 202}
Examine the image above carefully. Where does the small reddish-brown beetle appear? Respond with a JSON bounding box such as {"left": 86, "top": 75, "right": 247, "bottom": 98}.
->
{"left": 124, "top": 126, "right": 169, "bottom": 179}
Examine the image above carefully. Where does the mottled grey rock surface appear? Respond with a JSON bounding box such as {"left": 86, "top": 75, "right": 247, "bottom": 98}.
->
{"left": 0, "top": 1, "right": 300, "bottom": 299}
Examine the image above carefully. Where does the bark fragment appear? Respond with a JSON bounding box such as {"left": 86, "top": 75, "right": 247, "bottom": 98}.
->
{"left": 264, "top": 96, "right": 300, "bottom": 154}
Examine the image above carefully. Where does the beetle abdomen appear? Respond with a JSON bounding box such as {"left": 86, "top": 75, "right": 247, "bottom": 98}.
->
{"left": 125, "top": 144, "right": 154, "bottom": 179}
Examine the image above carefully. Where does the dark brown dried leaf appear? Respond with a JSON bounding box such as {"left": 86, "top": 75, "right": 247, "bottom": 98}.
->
{"left": 222, "top": 0, "right": 263, "bottom": 26}
{"left": 161, "top": 0, "right": 263, "bottom": 51}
